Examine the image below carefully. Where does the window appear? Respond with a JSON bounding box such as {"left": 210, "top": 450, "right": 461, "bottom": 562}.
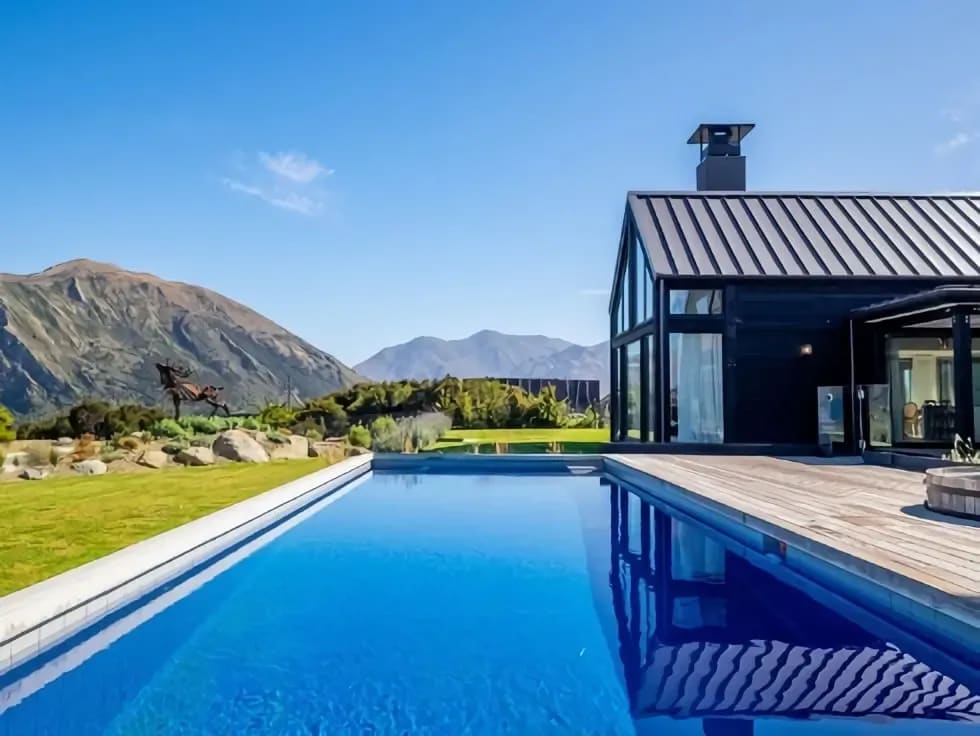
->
{"left": 642, "top": 264, "right": 654, "bottom": 323}
{"left": 886, "top": 337, "right": 954, "bottom": 443}
{"left": 670, "top": 289, "right": 722, "bottom": 315}
{"left": 626, "top": 341, "right": 642, "bottom": 439}
{"left": 632, "top": 237, "right": 644, "bottom": 328}
{"left": 646, "top": 333, "right": 657, "bottom": 440}
{"left": 669, "top": 333, "right": 723, "bottom": 442}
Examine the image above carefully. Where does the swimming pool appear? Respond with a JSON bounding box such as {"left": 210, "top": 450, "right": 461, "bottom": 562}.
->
{"left": 1, "top": 470, "right": 978, "bottom": 734}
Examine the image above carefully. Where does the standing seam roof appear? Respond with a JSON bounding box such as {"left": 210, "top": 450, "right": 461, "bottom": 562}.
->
{"left": 627, "top": 193, "right": 980, "bottom": 278}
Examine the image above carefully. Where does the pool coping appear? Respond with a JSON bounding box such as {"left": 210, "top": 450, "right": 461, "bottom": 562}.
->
{"left": 0, "top": 455, "right": 372, "bottom": 675}
{"left": 2, "top": 451, "right": 977, "bottom": 678}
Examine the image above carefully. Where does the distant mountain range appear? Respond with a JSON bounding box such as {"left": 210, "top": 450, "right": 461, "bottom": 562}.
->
{"left": 0, "top": 260, "right": 360, "bottom": 416}
{"left": 354, "top": 330, "right": 610, "bottom": 391}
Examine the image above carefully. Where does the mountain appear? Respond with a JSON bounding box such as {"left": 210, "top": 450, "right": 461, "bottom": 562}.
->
{"left": 355, "top": 329, "right": 609, "bottom": 391}
{"left": 513, "top": 341, "right": 609, "bottom": 387}
{"left": 0, "top": 259, "right": 360, "bottom": 415}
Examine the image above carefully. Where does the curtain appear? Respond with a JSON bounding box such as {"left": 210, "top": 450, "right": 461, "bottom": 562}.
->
{"left": 674, "top": 333, "right": 724, "bottom": 443}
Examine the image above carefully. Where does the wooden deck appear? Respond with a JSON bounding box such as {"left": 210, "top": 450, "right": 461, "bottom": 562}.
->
{"left": 606, "top": 454, "right": 980, "bottom": 647}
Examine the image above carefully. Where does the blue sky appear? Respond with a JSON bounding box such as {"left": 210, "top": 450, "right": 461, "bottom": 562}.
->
{"left": 1, "top": 1, "right": 979, "bottom": 366}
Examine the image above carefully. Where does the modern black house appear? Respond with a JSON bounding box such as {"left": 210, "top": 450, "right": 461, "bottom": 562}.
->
{"left": 609, "top": 124, "right": 980, "bottom": 451}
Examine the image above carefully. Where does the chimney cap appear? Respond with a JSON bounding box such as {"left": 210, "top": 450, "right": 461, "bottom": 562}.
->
{"left": 687, "top": 123, "right": 755, "bottom": 146}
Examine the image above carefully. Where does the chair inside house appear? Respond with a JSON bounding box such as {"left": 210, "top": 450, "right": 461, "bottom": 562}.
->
{"left": 902, "top": 402, "right": 920, "bottom": 439}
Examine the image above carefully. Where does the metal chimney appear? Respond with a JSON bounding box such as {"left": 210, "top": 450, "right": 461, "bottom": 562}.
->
{"left": 687, "top": 123, "right": 754, "bottom": 191}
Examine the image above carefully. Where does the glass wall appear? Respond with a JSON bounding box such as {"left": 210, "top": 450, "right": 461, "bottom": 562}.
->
{"left": 626, "top": 341, "right": 642, "bottom": 438}
{"left": 974, "top": 337, "right": 980, "bottom": 442}
{"left": 646, "top": 334, "right": 657, "bottom": 439}
{"left": 670, "top": 289, "right": 722, "bottom": 315}
{"left": 669, "top": 333, "right": 724, "bottom": 442}
{"left": 886, "top": 336, "right": 955, "bottom": 442}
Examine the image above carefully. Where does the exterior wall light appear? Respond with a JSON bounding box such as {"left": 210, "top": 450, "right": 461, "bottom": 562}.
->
{"left": 800, "top": 344, "right": 813, "bottom": 356}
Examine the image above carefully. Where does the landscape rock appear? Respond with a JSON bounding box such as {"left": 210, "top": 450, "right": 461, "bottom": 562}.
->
{"left": 19, "top": 467, "right": 50, "bottom": 480}
{"left": 2, "top": 452, "right": 31, "bottom": 470}
{"left": 175, "top": 446, "right": 216, "bottom": 466}
{"left": 269, "top": 435, "right": 309, "bottom": 460}
{"left": 212, "top": 430, "right": 269, "bottom": 463}
{"left": 310, "top": 441, "right": 345, "bottom": 459}
{"left": 73, "top": 459, "right": 108, "bottom": 475}
{"left": 51, "top": 445, "right": 76, "bottom": 461}
{"left": 55, "top": 437, "right": 75, "bottom": 447}
{"left": 139, "top": 450, "right": 170, "bottom": 469}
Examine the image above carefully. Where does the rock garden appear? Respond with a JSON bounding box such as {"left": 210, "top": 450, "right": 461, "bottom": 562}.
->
{"left": 1, "top": 423, "right": 352, "bottom": 482}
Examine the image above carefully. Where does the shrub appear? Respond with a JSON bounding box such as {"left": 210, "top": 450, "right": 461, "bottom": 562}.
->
{"left": 162, "top": 441, "right": 188, "bottom": 455}
{"left": 104, "top": 404, "right": 165, "bottom": 436}
{"left": 369, "top": 416, "right": 401, "bottom": 452}
{"left": 241, "top": 417, "right": 261, "bottom": 431}
{"left": 291, "top": 417, "right": 324, "bottom": 440}
{"left": 402, "top": 412, "right": 452, "bottom": 451}
{"left": 22, "top": 444, "right": 50, "bottom": 467}
{"left": 348, "top": 424, "right": 371, "bottom": 448}
{"left": 150, "top": 418, "right": 188, "bottom": 439}
{"left": 16, "top": 414, "right": 73, "bottom": 440}
{"left": 116, "top": 436, "right": 142, "bottom": 451}
{"left": 100, "top": 449, "right": 128, "bottom": 463}
{"left": 258, "top": 403, "right": 296, "bottom": 429}
{"left": 68, "top": 400, "right": 111, "bottom": 437}
{"left": 0, "top": 405, "right": 15, "bottom": 443}
{"left": 179, "top": 415, "right": 222, "bottom": 434}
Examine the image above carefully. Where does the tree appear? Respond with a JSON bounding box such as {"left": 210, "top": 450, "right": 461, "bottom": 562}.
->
{"left": 348, "top": 424, "right": 371, "bottom": 448}
{"left": 68, "top": 400, "right": 111, "bottom": 438}
{"left": 0, "top": 404, "right": 14, "bottom": 442}
{"left": 258, "top": 403, "right": 296, "bottom": 429}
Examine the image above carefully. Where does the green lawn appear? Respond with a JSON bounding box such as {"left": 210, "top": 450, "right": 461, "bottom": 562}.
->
{"left": 0, "top": 458, "right": 334, "bottom": 597}
{"left": 426, "top": 427, "right": 609, "bottom": 453}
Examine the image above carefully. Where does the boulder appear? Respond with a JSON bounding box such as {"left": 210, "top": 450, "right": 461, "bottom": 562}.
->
{"left": 138, "top": 450, "right": 170, "bottom": 469}
{"left": 73, "top": 459, "right": 108, "bottom": 476}
{"left": 269, "top": 435, "right": 309, "bottom": 460}
{"left": 19, "top": 467, "right": 50, "bottom": 480}
{"left": 310, "top": 441, "right": 344, "bottom": 459}
{"left": 175, "top": 446, "right": 216, "bottom": 467}
{"left": 54, "top": 437, "right": 75, "bottom": 447}
{"left": 51, "top": 445, "right": 76, "bottom": 461}
{"left": 212, "top": 430, "right": 269, "bottom": 463}
{"left": 2, "top": 451, "right": 31, "bottom": 471}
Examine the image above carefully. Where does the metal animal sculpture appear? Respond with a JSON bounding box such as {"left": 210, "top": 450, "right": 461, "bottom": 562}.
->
{"left": 155, "top": 361, "right": 230, "bottom": 420}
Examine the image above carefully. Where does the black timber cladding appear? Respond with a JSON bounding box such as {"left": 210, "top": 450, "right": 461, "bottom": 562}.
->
{"left": 628, "top": 192, "right": 980, "bottom": 278}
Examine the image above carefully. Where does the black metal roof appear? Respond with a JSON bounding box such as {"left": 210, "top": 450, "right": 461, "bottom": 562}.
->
{"left": 628, "top": 192, "right": 980, "bottom": 278}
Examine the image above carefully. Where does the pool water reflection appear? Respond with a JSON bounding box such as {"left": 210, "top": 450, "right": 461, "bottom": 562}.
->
{"left": 598, "top": 479, "right": 980, "bottom": 732}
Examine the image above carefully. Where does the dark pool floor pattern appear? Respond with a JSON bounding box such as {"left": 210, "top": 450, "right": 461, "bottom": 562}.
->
{"left": 1, "top": 472, "right": 977, "bottom": 735}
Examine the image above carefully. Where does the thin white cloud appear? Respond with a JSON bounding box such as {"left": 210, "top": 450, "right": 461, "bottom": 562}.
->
{"left": 258, "top": 151, "right": 332, "bottom": 183}
{"left": 935, "top": 131, "right": 975, "bottom": 156}
{"left": 578, "top": 288, "right": 609, "bottom": 297}
{"left": 221, "top": 150, "right": 332, "bottom": 216}
{"left": 941, "top": 108, "right": 965, "bottom": 125}
{"left": 222, "top": 178, "right": 323, "bottom": 215}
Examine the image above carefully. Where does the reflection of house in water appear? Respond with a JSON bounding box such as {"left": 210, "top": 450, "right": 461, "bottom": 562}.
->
{"left": 604, "top": 482, "right": 980, "bottom": 732}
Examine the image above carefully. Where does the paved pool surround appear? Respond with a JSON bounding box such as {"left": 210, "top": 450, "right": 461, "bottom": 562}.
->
{"left": 1, "top": 452, "right": 977, "bottom": 677}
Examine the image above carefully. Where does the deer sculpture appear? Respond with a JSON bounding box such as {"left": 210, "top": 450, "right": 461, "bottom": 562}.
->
{"left": 155, "top": 361, "right": 230, "bottom": 420}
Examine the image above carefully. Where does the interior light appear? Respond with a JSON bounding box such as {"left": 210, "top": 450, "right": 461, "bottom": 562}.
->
{"left": 800, "top": 344, "right": 813, "bottom": 356}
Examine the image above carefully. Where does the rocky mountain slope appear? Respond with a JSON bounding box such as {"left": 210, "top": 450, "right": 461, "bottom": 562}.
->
{"left": 355, "top": 329, "right": 609, "bottom": 391}
{"left": 0, "top": 260, "right": 360, "bottom": 415}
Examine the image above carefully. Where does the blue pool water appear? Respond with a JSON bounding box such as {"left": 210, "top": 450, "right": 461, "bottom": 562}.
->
{"left": 1, "top": 471, "right": 978, "bottom": 735}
